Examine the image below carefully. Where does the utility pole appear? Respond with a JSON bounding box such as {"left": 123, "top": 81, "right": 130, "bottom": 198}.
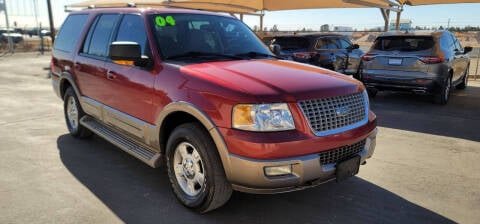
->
{"left": 1, "top": 0, "right": 14, "bottom": 53}
{"left": 46, "top": 0, "right": 54, "bottom": 42}
{"left": 447, "top": 18, "right": 451, "bottom": 29}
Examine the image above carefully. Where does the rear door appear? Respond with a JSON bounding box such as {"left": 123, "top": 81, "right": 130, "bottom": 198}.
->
{"left": 75, "top": 14, "right": 121, "bottom": 104}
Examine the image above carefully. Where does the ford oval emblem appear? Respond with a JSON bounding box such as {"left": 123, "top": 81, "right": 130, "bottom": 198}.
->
{"left": 335, "top": 106, "right": 351, "bottom": 117}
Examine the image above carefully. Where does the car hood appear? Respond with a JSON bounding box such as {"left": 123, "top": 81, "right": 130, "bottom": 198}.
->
{"left": 179, "top": 59, "right": 363, "bottom": 102}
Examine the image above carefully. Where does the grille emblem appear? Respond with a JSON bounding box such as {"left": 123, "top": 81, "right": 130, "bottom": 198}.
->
{"left": 335, "top": 106, "right": 351, "bottom": 117}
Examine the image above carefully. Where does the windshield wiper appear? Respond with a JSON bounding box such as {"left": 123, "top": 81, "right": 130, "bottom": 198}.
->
{"left": 165, "top": 51, "right": 243, "bottom": 60}
{"left": 234, "top": 51, "right": 282, "bottom": 59}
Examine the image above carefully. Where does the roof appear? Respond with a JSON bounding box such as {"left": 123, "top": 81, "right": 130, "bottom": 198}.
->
{"left": 69, "top": 6, "right": 233, "bottom": 18}
{"left": 272, "top": 33, "right": 345, "bottom": 39}
{"left": 378, "top": 30, "right": 447, "bottom": 37}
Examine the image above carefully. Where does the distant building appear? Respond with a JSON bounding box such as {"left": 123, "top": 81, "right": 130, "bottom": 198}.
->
{"left": 389, "top": 19, "right": 412, "bottom": 31}
{"left": 320, "top": 24, "right": 329, "bottom": 32}
{"left": 333, "top": 26, "right": 353, "bottom": 36}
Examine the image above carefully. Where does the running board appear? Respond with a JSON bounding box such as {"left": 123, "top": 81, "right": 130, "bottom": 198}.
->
{"left": 80, "top": 116, "right": 161, "bottom": 168}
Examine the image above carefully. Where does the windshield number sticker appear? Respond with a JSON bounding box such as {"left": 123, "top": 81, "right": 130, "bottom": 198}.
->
{"left": 155, "top": 16, "right": 176, "bottom": 27}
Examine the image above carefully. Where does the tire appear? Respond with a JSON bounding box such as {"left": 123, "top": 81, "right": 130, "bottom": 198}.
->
{"left": 63, "top": 87, "right": 92, "bottom": 138}
{"left": 456, "top": 66, "right": 469, "bottom": 90}
{"left": 433, "top": 76, "right": 452, "bottom": 105}
{"left": 367, "top": 88, "right": 378, "bottom": 98}
{"left": 166, "top": 123, "right": 232, "bottom": 213}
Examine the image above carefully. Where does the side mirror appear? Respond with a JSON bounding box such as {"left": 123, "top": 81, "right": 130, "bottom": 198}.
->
{"left": 346, "top": 44, "right": 360, "bottom": 52}
{"left": 270, "top": 44, "right": 282, "bottom": 56}
{"left": 110, "top": 41, "right": 141, "bottom": 66}
{"left": 464, "top": 46, "right": 473, "bottom": 54}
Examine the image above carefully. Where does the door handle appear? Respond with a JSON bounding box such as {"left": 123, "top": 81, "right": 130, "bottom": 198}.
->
{"left": 106, "top": 71, "right": 117, "bottom": 80}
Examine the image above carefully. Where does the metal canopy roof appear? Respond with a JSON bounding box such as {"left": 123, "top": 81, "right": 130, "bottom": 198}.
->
{"left": 69, "top": 0, "right": 401, "bottom": 13}
{"left": 398, "top": 0, "right": 480, "bottom": 5}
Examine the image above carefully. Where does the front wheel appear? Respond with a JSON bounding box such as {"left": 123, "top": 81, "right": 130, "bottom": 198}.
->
{"left": 166, "top": 123, "right": 232, "bottom": 213}
{"left": 456, "top": 66, "right": 469, "bottom": 90}
{"left": 433, "top": 76, "right": 452, "bottom": 105}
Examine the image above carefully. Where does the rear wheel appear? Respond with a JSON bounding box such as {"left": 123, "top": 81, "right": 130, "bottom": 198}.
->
{"left": 63, "top": 87, "right": 92, "bottom": 138}
{"left": 166, "top": 123, "right": 232, "bottom": 213}
{"left": 456, "top": 66, "right": 469, "bottom": 90}
{"left": 433, "top": 76, "right": 452, "bottom": 105}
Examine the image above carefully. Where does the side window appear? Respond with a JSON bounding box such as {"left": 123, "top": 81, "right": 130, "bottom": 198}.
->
{"left": 115, "top": 14, "right": 149, "bottom": 55}
{"left": 82, "top": 14, "right": 120, "bottom": 57}
{"left": 453, "top": 35, "right": 462, "bottom": 51}
{"left": 337, "top": 39, "right": 352, "bottom": 49}
{"left": 315, "top": 38, "right": 338, "bottom": 49}
{"left": 54, "top": 14, "right": 89, "bottom": 52}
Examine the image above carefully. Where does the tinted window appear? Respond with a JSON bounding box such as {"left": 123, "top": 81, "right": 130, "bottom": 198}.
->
{"left": 151, "top": 14, "right": 271, "bottom": 58}
{"left": 373, "top": 36, "right": 434, "bottom": 51}
{"left": 83, "top": 14, "right": 120, "bottom": 57}
{"left": 54, "top": 14, "right": 89, "bottom": 52}
{"left": 453, "top": 35, "right": 462, "bottom": 50}
{"left": 315, "top": 38, "right": 339, "bottom": 49}
{"left": 115, "top": 14, "right": 149, "bottom": 55}
{"left": 273, "top": 37, "right": 310, "bottom": 50}
{"left": 337, "top": 39, "right": 352, "bottom": 49}
{"left": 440, "top": 33, "right": 455, "bottom": 51}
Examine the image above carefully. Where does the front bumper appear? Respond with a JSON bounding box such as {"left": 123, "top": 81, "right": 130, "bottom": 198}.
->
{"left": 226, "top": 128, "right": 377, "bottom": 194}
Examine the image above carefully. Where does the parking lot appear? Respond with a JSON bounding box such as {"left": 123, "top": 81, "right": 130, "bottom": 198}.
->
{"left": 0, "top": 53, "right": 479, "bottom": 224}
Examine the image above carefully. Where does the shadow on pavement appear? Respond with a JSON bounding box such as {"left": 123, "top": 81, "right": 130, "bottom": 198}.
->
{"left": 370, "top": 84, "right": 480, "bottom": 142}
{"left": 57, "top": 134, "right": 455, "bottom": 224}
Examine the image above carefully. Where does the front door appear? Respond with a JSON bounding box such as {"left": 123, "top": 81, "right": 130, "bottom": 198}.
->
{"left": 103, "top": 14, "right": 156, "bottom": 124}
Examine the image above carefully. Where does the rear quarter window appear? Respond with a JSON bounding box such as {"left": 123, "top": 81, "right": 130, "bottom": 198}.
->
{"left": 272, "top": 37, "right": 310, "bottom": 50}
{"left": 373, "top": 36, "right": 435, "bottom": 52}
{"left": 54, "top": 14, "right": 89, "bottom": 52}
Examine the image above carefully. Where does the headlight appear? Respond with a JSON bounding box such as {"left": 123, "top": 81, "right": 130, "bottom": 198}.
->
{"left": 232, "top": 103, "right": 295, "bottom": 131}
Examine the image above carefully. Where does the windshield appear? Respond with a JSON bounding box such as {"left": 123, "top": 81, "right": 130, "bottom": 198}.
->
{"left": 150, "top": 13, "right": 272, "bottom": 60}
{"left": 373, "top": 36, "right": 435, "bottom": 52}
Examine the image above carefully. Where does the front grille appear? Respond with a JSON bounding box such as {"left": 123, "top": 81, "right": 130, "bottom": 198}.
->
{"left": 298, "top": 92, "right": 367, "bottom": 135}
{"left": 319, "top": 139, "right": 366, "bottom": 165}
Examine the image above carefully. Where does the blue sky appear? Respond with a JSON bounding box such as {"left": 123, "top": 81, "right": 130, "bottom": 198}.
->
{"left": 2, "top": 1, "right": 480, "bottom": 30}
{"left": 242, "top": 3, "right": 480, "bottom": 30}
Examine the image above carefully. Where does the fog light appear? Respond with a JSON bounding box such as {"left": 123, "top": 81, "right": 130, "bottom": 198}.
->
{"left": 264, "top": 165, "right": 292, "bottom": 177}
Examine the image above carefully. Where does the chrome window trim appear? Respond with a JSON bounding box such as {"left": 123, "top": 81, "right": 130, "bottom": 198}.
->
{"left": 298, "top": 90, "right": 369, "bottom": 137}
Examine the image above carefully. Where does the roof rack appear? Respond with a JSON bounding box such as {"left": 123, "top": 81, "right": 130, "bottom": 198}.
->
{"left": 87, "top": 3, "right": 137, "bottom": 9}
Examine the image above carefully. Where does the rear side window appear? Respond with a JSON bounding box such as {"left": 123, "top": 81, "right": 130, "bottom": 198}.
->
{"left": 54, "top": 14, "right": 89, "bottom": 52}
{"left": 373, "top": 36, "right": 435, "bottom": 52}
{"left": 273, "top": 37, "right": 310, "bottom": 50}
{"left": 315, "top": 38, "right": 339, "bottom": 49}
{"left": 82, "top": 14, "right": 120, "bottom": 57}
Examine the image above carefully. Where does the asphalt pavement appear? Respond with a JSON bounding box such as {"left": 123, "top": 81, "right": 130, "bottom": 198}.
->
{"left": 0, "top": 52, "right": 479, "bottom": 224}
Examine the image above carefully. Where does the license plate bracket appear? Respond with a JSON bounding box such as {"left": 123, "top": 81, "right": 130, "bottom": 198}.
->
{"left": 335, "top": 156, "right": 361, "bottom": 182}
{"left": 388, "top": 58, "right": 402, "bottom": 65}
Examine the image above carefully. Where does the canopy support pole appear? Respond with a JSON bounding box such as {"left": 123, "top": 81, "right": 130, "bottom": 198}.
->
{"left": 260, "top": 14, "right": 264, "bottom": 31}
{"left": 240, "top": 13, "right": 243, "bottom": 21}
{"left": 395, "top": 10, "right": 401, "bottom": 30}
{"left": 380, "top": 8, "right": 390, "bottom": 31}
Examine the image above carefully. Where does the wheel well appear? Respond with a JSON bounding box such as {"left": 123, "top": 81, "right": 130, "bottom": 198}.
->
{"left": 159, "top": 111, "right": 204, "bottom": 155}
{"left": 60, "top": 79, "right": 72, "bottom": 100}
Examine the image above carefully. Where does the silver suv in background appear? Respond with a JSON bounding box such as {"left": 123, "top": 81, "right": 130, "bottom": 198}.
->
{"left": 360, "top": 30, "right": 471, "bottom": 104}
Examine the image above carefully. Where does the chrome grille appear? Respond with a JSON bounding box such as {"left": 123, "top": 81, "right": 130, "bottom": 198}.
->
{"left": 319, "top": 139, "right": 366, "bottom": 165}
{"left": 298, "top": 92, "right": 367, "bottom": 135}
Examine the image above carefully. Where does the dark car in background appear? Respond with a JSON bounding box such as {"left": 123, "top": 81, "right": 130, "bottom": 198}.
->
{"left": 268, "top": 33, "right": 363, "bottom": 76}
{"left": 360, "top": 30, "right": 471, "bottom": 104}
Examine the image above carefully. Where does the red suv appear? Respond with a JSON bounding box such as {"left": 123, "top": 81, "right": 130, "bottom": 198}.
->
{"left": 51, "top": 7, "right": 377, "bottom": 213}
